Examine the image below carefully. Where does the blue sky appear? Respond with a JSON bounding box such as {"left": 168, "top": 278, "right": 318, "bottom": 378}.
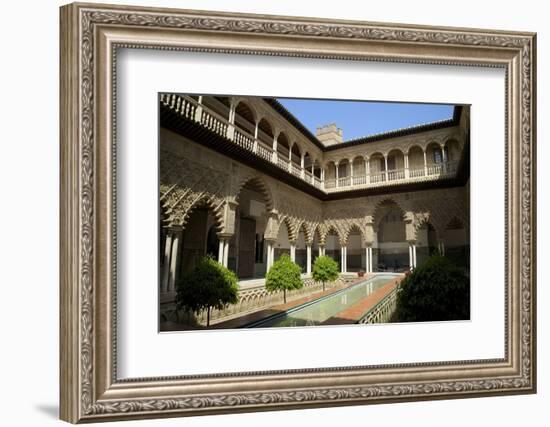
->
{"left": 277, "top": 98, "right": 455, "bottom": 141}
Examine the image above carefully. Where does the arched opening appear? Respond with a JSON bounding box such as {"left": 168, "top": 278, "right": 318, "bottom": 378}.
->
{"left": 290, "top": 143, "right": 302, "bottom": 176}
{"left": 313, "top": 159, "right": 322, "bottom": 187}
{"left": 276, "top": 132, "right": 290, "bottom": 169}
{"left": 369, "top": 152, "right": 386, "bottom": 183}
{"left": 387, "top": 149, "right": 405, "bottom": 180}
{"left": 324, "top": 161, "right": 337, "bottom": 189}
{"left": 445, "top": 138, "right": 461, "bottom": 173}
{"left": 234, "top": 101, "right": 255, "bottom": 135}
{"left": 374, "top": 200, "right": 408, "bottom": 272}
{"left": 338, "top": 159, "right": 350, "bottom": 187}
{"left": 311, "top": 226, "right": 321, "bottom": 265}
{"left": 274, "top": 219, "right": 291, "bottom": 262}
{"left": 352, "top": 156, "right": 366, "bottom": 185}
{"left": 426, "top": 142, "right": 444, "bottom": 176}
{"left": 233, "top": 178, "right": 271, "bottom": 280}
{"left": 415, "top": 222, "right": 438, "bottom": 266}
{"left": 325, "top": 227, "right": 341, "bottom": 269}
{"left": 443, "top": 217, "right": 469, "bottom": 269}
{"left": 303, "top": 152, "right": 313, "bottom": 181}
{"left": 257, "top": 118, "right": 274, "bottom": 161}
{"left": 201, "top": 96, "right": 230, "bottom": 120}
{"left": 295, "top": 224, "right": 308, "bottom": 272}
{"left": 347, "top": 225, "right": 364, "bottom": 272}
{"left": 180, "top": 204, "right": 221, "bottom": 275}
{"left": 408, "top": 145, "right": 425, "bottom": 177}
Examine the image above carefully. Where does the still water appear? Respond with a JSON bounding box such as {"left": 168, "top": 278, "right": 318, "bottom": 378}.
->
{"left": 245, "top": 274, "right": 399, "bottom": 328}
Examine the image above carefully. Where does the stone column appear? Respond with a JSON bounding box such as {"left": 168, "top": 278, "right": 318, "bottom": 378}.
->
{"left": 168, "top": 228, "right": 183, "bottom": 292}
{"left": 288, "top": 144, "right": 293, "bottom": 172}
{"left": 335, "top": 162, "right": 339, "bottom": 188}
{"left": 365, "top": 158, "right": 370, "bottom": 184}
{"left": 344, "top": 246, "right": 348, "bottom": 272}
{"left": 194, "top": 95, "right": 204, "bottom": 122}
{"left": 161, "top": 232, "right": 173, "bottom": 293}
{"left": 350, "top": 160, "right": 354, "bottom": 185}
{"left": 306, "top": 244, "right": 312, "bottom": 274}
{"left": 384, "top": 155, "right": 389, "bottom": 180}
{"left": 369, "top": 247, "right": 373, "bottom": 273}
{"left": 300, "top": 153, "right": 305, "bottom": 177}
{"left": 404, "top": 153, "right": 410, "bottom": 179}
{"left": 441, "top": 144, "right": 448, "bottom": 173}
{"left": 253, "top": 121, "right": 259, "bottom": 153}
{"left": 319, "top": 245, "right": 324, "bottom": 257}
{"left": 265, "top": 239, "right": 275, "bottom": 271}
{"left": 423, "top": 149, "right": 428, "bottom": 176}
{"left": 272, "top": 135, "right": 278, "bottom": 163}
{"left": 290, "top": 243, "right": 296, "bottom": 262}
{"left": 408, "top": 242, "right": 417, "bottom": 269}
{"left": 365, "top": 246, "right": 369, "bottom": 273}
{"left": 311, "top": 163, "right": 315, "bottom": 184}
{"left": 223, "top": 239, "right": 230, "bottom": 268}
{"left": 218, "top": 238, "right": 225, "bottom": 264}
{"left": 227, "top": 102, "right": 236, "bottom": 140}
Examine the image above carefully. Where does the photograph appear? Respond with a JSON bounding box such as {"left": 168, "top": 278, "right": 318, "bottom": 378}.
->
{"left": 159, "top": 94, "right": 471, "bottom": 331}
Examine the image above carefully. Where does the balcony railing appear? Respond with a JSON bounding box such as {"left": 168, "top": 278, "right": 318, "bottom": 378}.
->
{"left": 323, "top": 162, "right": 459, "bottom": 192}
{"left": 160, "top": 93, "right": 461, "bottom": 194}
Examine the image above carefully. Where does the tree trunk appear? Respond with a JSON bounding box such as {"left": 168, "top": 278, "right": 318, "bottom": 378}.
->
{"left": 322, "top": 281, "right": 325, "bottom": 292}
{"left": 283, "top": 289, "right": 287, "bottom": 304}
{"left": 207, "top": 307, "right": 211, "bottom": 327}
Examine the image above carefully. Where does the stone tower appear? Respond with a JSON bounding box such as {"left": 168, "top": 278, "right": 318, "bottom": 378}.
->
{"left": 316, "top": 123, "right": 343, "bottom": 146}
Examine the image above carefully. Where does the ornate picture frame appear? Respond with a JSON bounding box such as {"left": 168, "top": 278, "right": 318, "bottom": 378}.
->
{"left": 60, "top": 2, "right": 536, "bottom": 423}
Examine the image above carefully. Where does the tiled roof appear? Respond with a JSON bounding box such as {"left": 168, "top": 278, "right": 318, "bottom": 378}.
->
{"left": 264, "top": 98, "right": 462, "bottom": 152}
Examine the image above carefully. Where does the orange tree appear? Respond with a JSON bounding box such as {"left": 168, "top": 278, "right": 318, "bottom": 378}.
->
{"left": 312, "top": 255, "right": 339, "bottom": 292}
{"left": 393, "top": 255, "right": 470, "bottom": 322}
{"left": 176, "top": 255, "right": 239, "bottom": 326}
{"left": 265, "top": 253, "right": 303, "bottom": 304}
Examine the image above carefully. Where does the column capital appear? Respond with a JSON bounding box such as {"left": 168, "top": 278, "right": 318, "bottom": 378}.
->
{"left": 217, "top": 232, "right": 234, "bottom": 240}
{"left": 167, "top": 225, "right": 183, "bottom": 234}
{"left": 226, "top": 199, "right": 239, "bottom": 208}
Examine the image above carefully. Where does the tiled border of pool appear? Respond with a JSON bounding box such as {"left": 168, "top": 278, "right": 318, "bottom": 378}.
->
{"left": 241, "top": 274, "right": 402, "bottom": 328}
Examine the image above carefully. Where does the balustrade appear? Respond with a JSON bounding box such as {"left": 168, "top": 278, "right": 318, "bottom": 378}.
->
{"left": 387, "top": 169, "right": 405, "bottom": 181}
{"left": 162, "top": 94, "right": 462, "bottom": 194}
{"left": 325, "top": 178, "right": 336, "bottom": 189}
{"left": 370, "top": 171, "right": 386, "bottom": 183}
{"left": 338, "top": 176, "right": 351, "bottom": 187}
{"left": 291, "top": 163, "right": 302, "bottom": 177}
{"left": 409, "top": 167, "right": 425, "bottom": 178}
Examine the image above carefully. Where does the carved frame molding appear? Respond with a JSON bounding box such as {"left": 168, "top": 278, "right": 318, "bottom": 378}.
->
{"left": 60, "top": 2, "right": 536, "bottom": 423}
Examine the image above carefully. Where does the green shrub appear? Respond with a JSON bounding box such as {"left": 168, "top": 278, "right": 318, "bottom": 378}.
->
{"left": 265, "top": 254, "right": 303, "bottom": 303}
{"left": 393, "top": 255, "right": 470, "bottom": 322}
{"left": 176, "top": 255, "right": 239, "bottom": 326}
{"left": 312, "top": 255, "right": 340, "bottom": 292}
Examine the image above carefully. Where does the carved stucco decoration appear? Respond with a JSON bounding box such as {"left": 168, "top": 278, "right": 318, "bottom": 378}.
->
{"left": 159, "top": 150, "right": 227, "bottom": 229}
